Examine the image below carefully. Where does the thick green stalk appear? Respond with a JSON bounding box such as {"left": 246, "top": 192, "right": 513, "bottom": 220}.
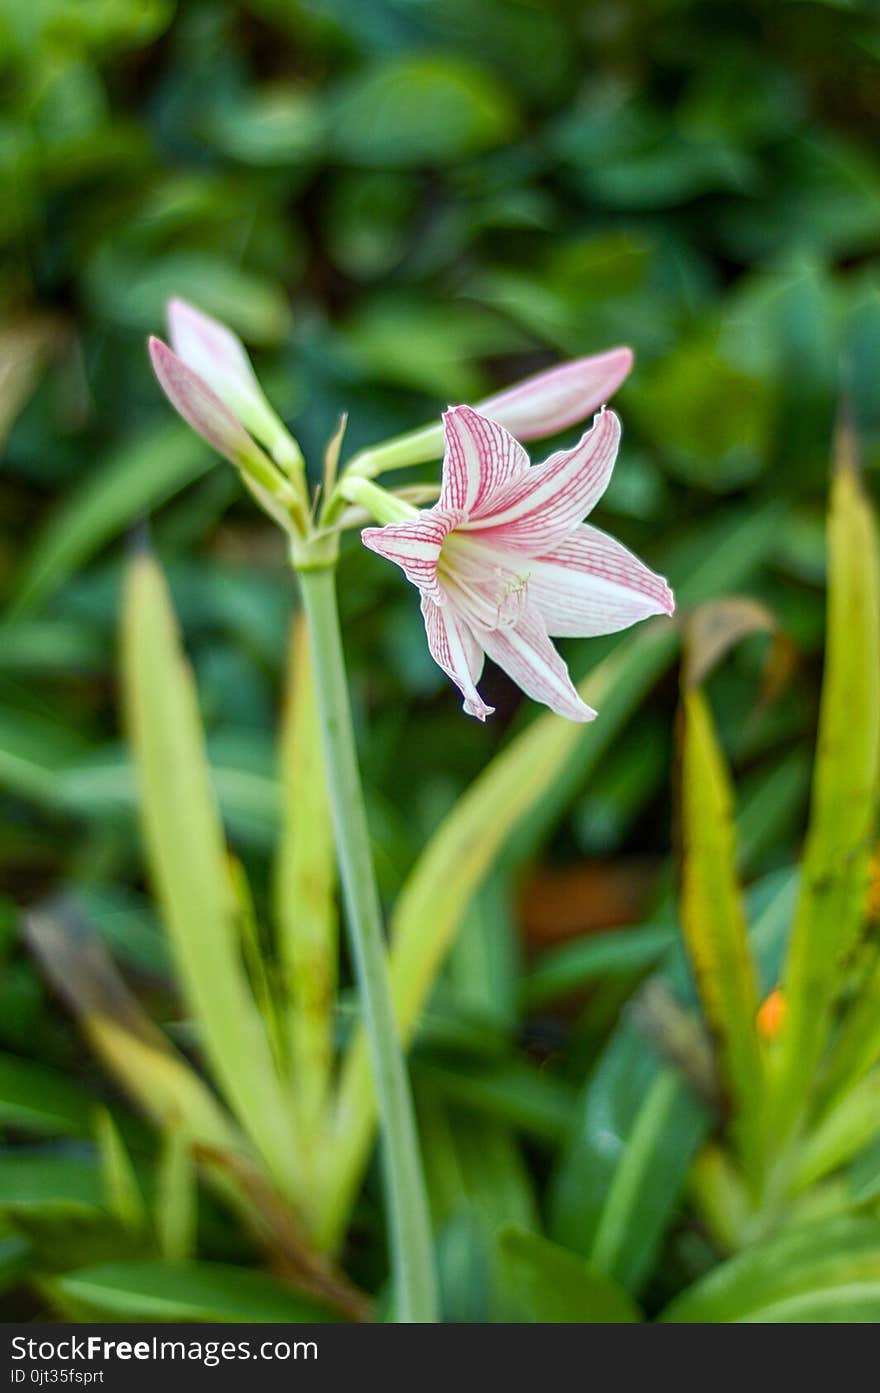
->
{"left": 296, "top": 562, "right": 437, "bottom": 1324}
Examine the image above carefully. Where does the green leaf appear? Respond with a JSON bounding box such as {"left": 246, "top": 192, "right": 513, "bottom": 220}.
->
{"left": 0, "top": 1052, "right": 96, "bottom": 1138}
{"left": 661, "top": 1216, "right": 880, "bottom": 1322}
{"left": 0, "top": 618, "right": 104, "bottom": 673}
{"left": 13, "top": 738, "right": 281, "bottom": 852}
{"left": 628, "top": 333, "right": 772, "bottom": 490}
{"left": 23, "top": 899, "right": 239, "bottom": 1159}
{"left": 775, "top": 438, "right": 880, "bottom": 1133}
{"left": 420, "top": 1102, "right": 537, "bottom": 1322}
{"left": 413, "top": 1059, "right": 575, "bottom": 1145}
{"left": 0, "top": 704, "right": 89, "bottom": 804}
{"left": 44, "top": 1260, "right": 337, "bottom": 1323}
{"left": 447, "top": 873, "right": 520, "bottom": 1032}
{"left": 737, "top": 749, "right": 812, "bottom": 877}
{"left": 76, "top": 884, "right": 171, "bottom": 979}
{"left": 679, "top": 686, "right": 765, "bottom": 1177}
{"left": 227, "top": 855, "right": 286, "bottom": 1078}
{"left": 549, "top": 1024, "right": 709, "bottom": 1293}
{"left": 205, "top": 85, "right": 324, "bottom": 167}
{"left": 792, "top": 1070, "right": 880, "bottom": 1192}
{"left": 330, "top": 55, "right": 517, "bottom": 167}
{"left": 86, "top": 248, "right": 292, "bottom": 344}
{"left": 10, "top": 424, "right": 210, "bottom": 615}
{"left": 0, "top": 1153, "right": 105, "bottom": 1217}
{"left": 522, "top": 923, "right": 676, "bottom": 1012}
{"left": 0, "top": 1235, "right": 33, "bottom": 1294}
{"left": 451, "top": 1119, "right": 537, "bottom": 1239}
{"left": 156, "top": 1124, "right": 197, "bottom": 1264}
{"left": 848, "top": 1132, "right": 880, "bottom": 1207}
{"left": 122, "top": 552, "right": 303, "bottom": 1204}
{"left": 497, "top": 1227, "right": 641, "bottom": 1323}
{"left": 343, "top": 297, "right": 516, "bottom": 400}
{"left": 94, "top": 1106, "right": 146, "bottom": 1235}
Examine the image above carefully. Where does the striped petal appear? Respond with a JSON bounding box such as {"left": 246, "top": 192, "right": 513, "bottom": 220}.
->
{"left": 526, "top": 525, "right": 675, "bottom": 637}
{"left": 439, "top": 406, "right": 528, "bottom": 516}
{"left": 480, "top": 604, "right": 596, "bottom": 723}
{"left": 361, "top": 511, "right": 458, "bottom": 600}
{"left": 478, "top": 347, "right": 633, "bottom": 441}
{"left": 149, "top": 337, "right": 267, "bottom": 470}
{"left": 421, "top": 593, "right": 493, "bottom": 721}
{"left": 466, "top": 409, "right": 621, "bottom": 555}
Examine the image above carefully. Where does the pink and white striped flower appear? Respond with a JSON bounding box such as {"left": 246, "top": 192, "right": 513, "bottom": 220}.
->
{"left": 362, "top": 406, "right": 674, "bottom": 722}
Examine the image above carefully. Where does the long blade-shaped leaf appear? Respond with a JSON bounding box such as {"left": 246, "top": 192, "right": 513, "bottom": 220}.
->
{"left": 94, "top": 1106, "right": 146, "bottom": 1236}
{"left": 24, "top": 899, "right": 365, "bottom": 1318}
{"left": 275, "top": 614, "right": 337, "bottom": 1143}
{"left": 680, "top": 686, "right": 765, "bottom": 1180}
{"left": 156, "top": 1124, "right": 197, "bottom": 1263}
{"left": 43, "top": 1260, "right": 338, "bottom": 1323}
{"left": 497, "top": 1227, "right": 640, "bottom": 1323}
{"left": 792, "top": 1070, "right": 880, "bottom": 1192}
{"left": 122, "top": 551, "right": 303, "bottom": 1205}
{"left": 660, "top": 1215, "right": 880, "bottom": 1323}
{"left": 11, "top": 424, "right": 209, "bottom": 615}
{"left": 23, "top": 898, "right": 240, "bottom": 1156}
{"left": 773, "top": 431, "right": 880, "bottom": 1136}
{"left": 549, "top": 1022, "right": 708, "bottom": 1294}
{"left": 0, "top": 1052, "right": 101, "bottom": 1139}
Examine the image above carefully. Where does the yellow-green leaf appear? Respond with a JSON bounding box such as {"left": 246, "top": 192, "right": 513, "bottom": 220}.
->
{"left": 497, "top": 1226, "right": 641, "bottom": 1323}
{"left": 94, "top": 1106, "right": 145, "bottom": 1236}
{"left": 680, "top": 686, "right": 765, "bottom": 1179}
{"left": 774, "top": 436, "right": 880, "bottom": 1135}
{"left": 122, "top": 551, "right": 303, "bottom": 1206}
{"left": 23, "top": 898, "right": 241, "bottom": 1157}
{"left": 275, "top": 614, "right": 337, "bottom": 1146}
{"left": 156, "top": 1124, "right": 197, "bottom": 1264}
{"left": 11, "top": 424, "right": 209, "bottom": 615}
{"left": 660, "top": 1215, "right": 880, "bottom": 1323}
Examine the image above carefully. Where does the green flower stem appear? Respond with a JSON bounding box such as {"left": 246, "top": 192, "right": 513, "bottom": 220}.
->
{"left": 345, "top": 423, "right": 444, "bottom": 480}
{"left": 340, "top": 476, "right": 420, "bottom": 525}
{"left": 295, "top": 561, "right": 437, "bottom": 1324}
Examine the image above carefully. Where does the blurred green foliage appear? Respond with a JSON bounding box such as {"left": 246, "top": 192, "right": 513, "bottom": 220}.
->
{"left": 2, "top": 0, "right": 880, "bottom": 1322}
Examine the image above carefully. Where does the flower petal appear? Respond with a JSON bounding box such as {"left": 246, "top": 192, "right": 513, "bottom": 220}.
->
{"left": 361, "top": 511, "right": 458, "bottom": 600}
{"left": 525, "top": 524, "right": 675, "bottom": 637}
{"left": 167, "top": 298, "right": 295, "bottom": 464}
{"left": 477, "top": 347, "right": 633, "bottom": 441}
{"left": 466, "top": 409, "right": 621, "bottom": 555}
{"left": 439, "top": 406, "right": 528, "bottom": 516}
{"left": 168, "top": 298, "right": 260, "bottom": 404}
{"left": 421, "top": 593, "right": 493, "bottom": 721}
{"left": 149, "top": 337, "right": 266, "bottom": 469}
{"left": 480, "top": 604, "right": 596, "bottom": 723}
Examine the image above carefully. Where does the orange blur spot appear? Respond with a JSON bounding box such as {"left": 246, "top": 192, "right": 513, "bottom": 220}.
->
{"left": 866, "top": 848, "right": 880, "bottom": 922}
{"left": 757, "top": 989, "right": 787, "bottom": 1041}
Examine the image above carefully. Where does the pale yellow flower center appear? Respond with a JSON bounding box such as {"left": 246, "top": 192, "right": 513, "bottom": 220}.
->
{"left": 437, "top": 530, "right": 530, "bottom": 630}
